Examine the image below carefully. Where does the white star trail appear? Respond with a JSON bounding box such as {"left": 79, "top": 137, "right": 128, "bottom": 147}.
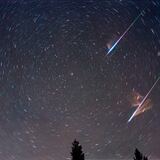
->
{"left": 128, "top": 76, "right": 160, "bottom": 123}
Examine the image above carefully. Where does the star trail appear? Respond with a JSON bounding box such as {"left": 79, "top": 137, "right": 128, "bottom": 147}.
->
{"left": 0, "top": 1, "right": 159, "bottom": 160}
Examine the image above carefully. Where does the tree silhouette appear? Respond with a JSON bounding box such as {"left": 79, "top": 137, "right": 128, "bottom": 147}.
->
{"left": 71, "top": 139, "right": 85, "bottom": 160}
{"left": 143, "top": 156, "right": 148, "bottom": 160}
{"left": 133, "top": 148, "right": 148, "bottom": 160}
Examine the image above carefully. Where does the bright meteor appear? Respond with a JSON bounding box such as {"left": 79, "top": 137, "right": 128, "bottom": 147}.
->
{"left": 106, "top": 11, "right": 143, "bottom": 55}
{"left": 128, "top": 76, "right": 160, "bottom": 123}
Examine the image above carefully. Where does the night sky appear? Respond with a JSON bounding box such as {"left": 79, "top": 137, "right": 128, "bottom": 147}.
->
{"left": 0, "top": 0, "right": 160, "bottom": 160}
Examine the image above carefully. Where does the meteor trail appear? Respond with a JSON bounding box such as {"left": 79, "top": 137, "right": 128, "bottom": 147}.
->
{"left": 128, "top": 76, "right": 160, "bottom": 123}
{"left": 106, "top": 11, "right": 143, "bottom": 55}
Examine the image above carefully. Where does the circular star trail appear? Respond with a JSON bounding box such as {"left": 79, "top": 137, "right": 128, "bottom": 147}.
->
{"left": 0, "top": 1, "right": 160, "bottom": 160}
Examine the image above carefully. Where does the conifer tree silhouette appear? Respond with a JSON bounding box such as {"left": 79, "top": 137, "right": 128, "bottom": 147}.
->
{"left": 143, "top": 156, "right": 148, "bottom": 160}
{"left": 134, "top": 148, "right": 143, "bottom": 160}
{"left": 133, "top": 148, "right": 148, "bottom": 160}
{"left": 71, "top": 139, "right": 85, "bottom": 160}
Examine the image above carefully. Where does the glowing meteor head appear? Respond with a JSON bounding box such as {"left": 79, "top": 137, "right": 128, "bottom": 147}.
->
{"left": 106, "top": 35, "right": 118, "bottom": 55}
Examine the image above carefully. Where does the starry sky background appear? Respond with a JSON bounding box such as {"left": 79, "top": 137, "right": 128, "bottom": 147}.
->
{"left": 0, "top": 0, "right": 160, "bottom": 160}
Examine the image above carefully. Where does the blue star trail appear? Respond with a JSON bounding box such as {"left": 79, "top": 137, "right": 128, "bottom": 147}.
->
{"left": 106, "top": 11, "right": 143, "bottom": 56}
